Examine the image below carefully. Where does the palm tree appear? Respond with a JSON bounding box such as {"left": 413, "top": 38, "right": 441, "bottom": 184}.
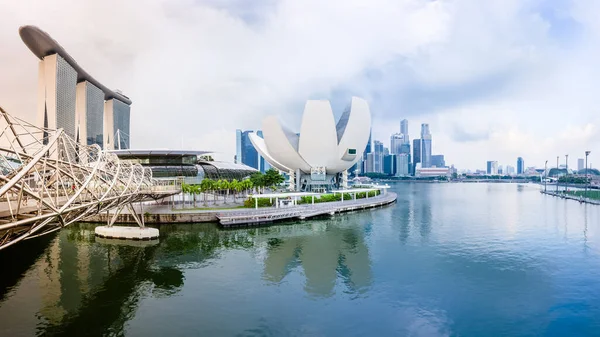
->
{"left": 230, "top": 179, "right": 239, "bottom": 201}
{"left": 200, "top": 178, "right": 212, "bottom": 206}
{"left": 190, "top": 184, "right": 200, "bottom": 208}
{"left": 244, "top": 179, "right": 254, "bottom": 197}
{"left": 181, "top": 183, "right": 190, "bottom": 208}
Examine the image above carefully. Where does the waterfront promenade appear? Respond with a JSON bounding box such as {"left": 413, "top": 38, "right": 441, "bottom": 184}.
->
{"left": 217, "top": 192, "right": 397, "bottom": 227}
{"left": 85, "top": 192, "right": 398, "bottom": 226}
{"left": 540, "top": 190, "right": 600, "bottom": 205}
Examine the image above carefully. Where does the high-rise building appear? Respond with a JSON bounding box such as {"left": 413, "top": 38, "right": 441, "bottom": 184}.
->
{"left": 366, "top": 153, "right": 375, "bottom": 173}
{"left": 104, "top": 99, "right": 131, "bottom": 150}
{"left": 420, "top": 123, "right": 432, "bottom": 168}
{"left": 76, "top": 81, "right": 104, "bottom": 147}
{"left": 361, "top": 130, "right": 373, "bottom": 174}
{"left": 396, "top": 153, "right": 410, "bottom": 176}
{"left": 237, "top": 130, "right": 269, "bottom": 172}
{"left": 498, "top": 165, "right": 503, "bottom": 175}
{"left": 373, "top": 140, "right": 384, "bottom": 173}
{"left": 412, "top": 139, "right": 421, "bottom": 175}
{"left": 506, "top": 165, "right": 515, "bottom": 175}
{"left": 517, "top": 157, "right": 524, "bottom": 175}
{"left": 37, "top": 53, "right": 77, "bottom": 139}
{"left": 431, "top": 155, "right": 445, "bottom": 168}
{"left": 383, "top": 154, "right": 396, "bottom": 176}
{"left": 390, "top": 133, "right": 406, "bottom": 155}
{"left": 256, "top": 130, "right": 271, "bottom": 172}
{"left": 21, "top": 25, "right": 132, "bottom": 149}
{"left": 578, "top": 158, "right": 584, "bottom": 172}
{"left": 400, "top": 119, "right": 409, "bottom": 143}
{"left": 235, "top": 130, "right": 242, "bottom": 164}
{"left": 487, "top": 161, "right": 498, "bottom": 175}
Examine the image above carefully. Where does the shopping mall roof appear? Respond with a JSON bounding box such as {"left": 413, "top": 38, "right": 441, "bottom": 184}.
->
{"left": 109, "top": 149, "right": 213, "bottom": 157}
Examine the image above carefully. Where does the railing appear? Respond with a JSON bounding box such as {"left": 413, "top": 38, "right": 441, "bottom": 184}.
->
{"left": 218, "top": 192, "right": 396, "bottom": 226}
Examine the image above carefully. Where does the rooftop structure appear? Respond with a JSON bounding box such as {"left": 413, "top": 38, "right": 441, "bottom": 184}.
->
{"left": 19, "top": 25, "right": 132, "bottom": 149}
{"left": 111, "top": 150, "right": 257, "bottom": 183}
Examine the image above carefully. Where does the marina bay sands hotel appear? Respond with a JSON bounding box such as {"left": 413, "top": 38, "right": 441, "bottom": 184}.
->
{"left": 19, "top": 25, "right": 131, "bottom": 150}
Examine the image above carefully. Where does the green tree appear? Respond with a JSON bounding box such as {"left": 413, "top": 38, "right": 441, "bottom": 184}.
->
{"left": 263, "top": 168, "right": 285, "bottom": 190}
{"left": 200, "top": 179, "right": 212, "bottom": 205}
{"left": 249, "top": 172, "right": 265, "bottom": 192}
{"left": 230, "top": 179, "right": 239, "bottom": 201}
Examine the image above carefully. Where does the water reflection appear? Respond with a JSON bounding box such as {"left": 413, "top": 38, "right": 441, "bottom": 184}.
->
{"left": 2, "top": 183, "right": 600, "bottom": 336}
{"left": 0, "top": 224, "right": 184, "bottom": 336}
{"left": 260, "top": 217, "right": 372, "bottom": 297}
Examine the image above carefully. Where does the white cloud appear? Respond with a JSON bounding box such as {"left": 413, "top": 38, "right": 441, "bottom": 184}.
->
{"left": 0, "top": 0, "right": 599, "bottom": 168}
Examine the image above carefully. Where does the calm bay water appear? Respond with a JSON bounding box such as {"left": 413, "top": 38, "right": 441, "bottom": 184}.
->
{"left": 1, "top": 183, "right": 600, "bottom": 336}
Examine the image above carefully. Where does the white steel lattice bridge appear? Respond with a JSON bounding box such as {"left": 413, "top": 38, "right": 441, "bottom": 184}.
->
{"left": 0, "top": 107, "right": 180, "bottom": 250}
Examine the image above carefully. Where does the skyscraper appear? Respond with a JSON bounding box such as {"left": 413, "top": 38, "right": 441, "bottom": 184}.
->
{"left": 400, "top": 119, "right": 409, "bottom": 143}
{"left": 383, "top": 154, "right": 396, "bottom": 176}
{"left": 37, "top": 53, "right": 77, "bottom": 139}
{"left": 373, "top": 140, "right": 384, "bottom": 173}
{"left": 256, "top": 130, "right": 271, "bottom": 172}
{"left": 487, "top": 161, "right": 498, "bottom": 175}
{"left": 578, "top": 158, "right": 584, "bottom": 172}
{"left": 237, "top": 130, "right": 270, "bottom": 172}
{"left": 431, "top": 155, "right": 445, "bottom": 168}
{"left": 76, "top": 81, "right": 104, "bottom": 147}
{"left": 517, "top": 157, "right": 524, "bottom": 175}
{"left": 396, "top": 153, "right": 410, "bottom": 176}
{"left": 412, "top": 138, "right": 421, "bottom": 174}
{"left": 22, "top": 25, "right": 132, "bottom": 149}
{"left": 105, "top": 98, "right": 131, "bottom": 150}
{"left": 235, "top": 130, "right": 242, "bottom": 164}
{"left": 506, "top": 165, "right": 515, "bottom": 175}
{"left": 361, "top": 129, "right": 373, "bottom": 174}
{"left": 390, "top": 133, "right": 405, "bottom": 155}
{"left": 420, "top": 123, "right": 432, "bottom": 168}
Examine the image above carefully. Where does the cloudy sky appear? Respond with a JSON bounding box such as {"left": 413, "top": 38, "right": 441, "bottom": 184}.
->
{"left": 0, "top": 0, "right": 599, "bottom": 170}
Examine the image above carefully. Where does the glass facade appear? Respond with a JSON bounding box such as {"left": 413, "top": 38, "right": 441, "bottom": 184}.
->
{"left": 85, "top": 82, "right": 104, "bottom": 147}
{"left": 431, "top": 155, "right": 445, "bottom": 168}
{"left": 517, "top": 157, "right": 524, "bottom": 174}
{"left": 383, "top": 154, "right": 396, "bottom": 175}
{"left": 421, "top": 139, "right": 432, "bottom": 168}
{"left": 113, "top": 99, "right": 131, "bottom": 150}
{"left": 55, "top": 55, "right": 77, "bottom": 138}
{"left": 240, "top": 130, "right": 259, "bottom": 170}
{"left": 412, "top": 139, "right": 421, "bottom": 174}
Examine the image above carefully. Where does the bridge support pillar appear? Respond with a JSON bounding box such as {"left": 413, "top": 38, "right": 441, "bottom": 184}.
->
{"left": 96, "top": 202, "right": 157, "bottom": 241}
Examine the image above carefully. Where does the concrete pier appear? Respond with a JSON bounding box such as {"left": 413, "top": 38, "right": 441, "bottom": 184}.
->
{"left": 540, "top": 190, "right": 600, "bottom": 205}
{"left": 94, "top": 226, "right": 159, "bottom": 240}
{"left": 217, "top": 192, "right": 397, "bottom": 227}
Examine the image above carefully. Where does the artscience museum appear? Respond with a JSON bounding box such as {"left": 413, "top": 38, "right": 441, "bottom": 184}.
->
{"left": 249, "top": 97, "right": 371, "bottom": 192}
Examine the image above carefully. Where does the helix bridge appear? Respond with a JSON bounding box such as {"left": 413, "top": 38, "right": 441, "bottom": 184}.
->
{"left": 0, "top": 107, "right": 180, "bottom": 250}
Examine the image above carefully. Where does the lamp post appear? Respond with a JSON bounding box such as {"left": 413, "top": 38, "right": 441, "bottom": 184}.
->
{"left": 565, "top": 154, "right": 569, "bottom": 194}
{"left": 585, "top": 151, "right": 591, "bottom": 200}
{"left": 556, "top": 156, "right": 559, "bottom": 193}
{"left": 544, "top": 160, "right": 548, "bottom": 192}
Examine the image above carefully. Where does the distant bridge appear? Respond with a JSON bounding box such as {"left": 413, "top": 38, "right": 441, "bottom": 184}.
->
{"left": 0, "top": 107, "right": 180, "bottom": 250}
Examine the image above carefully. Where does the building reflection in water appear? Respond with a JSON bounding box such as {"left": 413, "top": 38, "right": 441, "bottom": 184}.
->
{"left": 0, "top": 224, "right": 185, "bottom": 337}
{"left": 1, "top": 219, "right": 372, "bottom": 335}
{"left": 259, "top": 216, "right": 372, "bottom": 297}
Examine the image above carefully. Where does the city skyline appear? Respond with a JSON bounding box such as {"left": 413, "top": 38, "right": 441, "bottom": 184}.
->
{"left": 0, "top": 2, "right": 599, "bottom": 169}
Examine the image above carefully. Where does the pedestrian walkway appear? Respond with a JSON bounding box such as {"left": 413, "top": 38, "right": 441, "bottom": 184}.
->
{"left": 217, "top": 192, "right": 397, "bottom": 227}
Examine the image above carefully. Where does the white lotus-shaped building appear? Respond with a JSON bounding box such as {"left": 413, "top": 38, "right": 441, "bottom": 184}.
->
{"left": 249, "top": 97, "right": 371, "bottom": 182}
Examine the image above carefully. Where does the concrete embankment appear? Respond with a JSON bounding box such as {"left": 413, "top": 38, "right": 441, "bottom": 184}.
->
{"left": 540, "top": 190, "right": 600, "bottom": 205}
{"left": 84, "top": 192, "right": 397, "bottom": 226}
{"left": 85, "top": 211, "right": 219, "bottom": 224}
